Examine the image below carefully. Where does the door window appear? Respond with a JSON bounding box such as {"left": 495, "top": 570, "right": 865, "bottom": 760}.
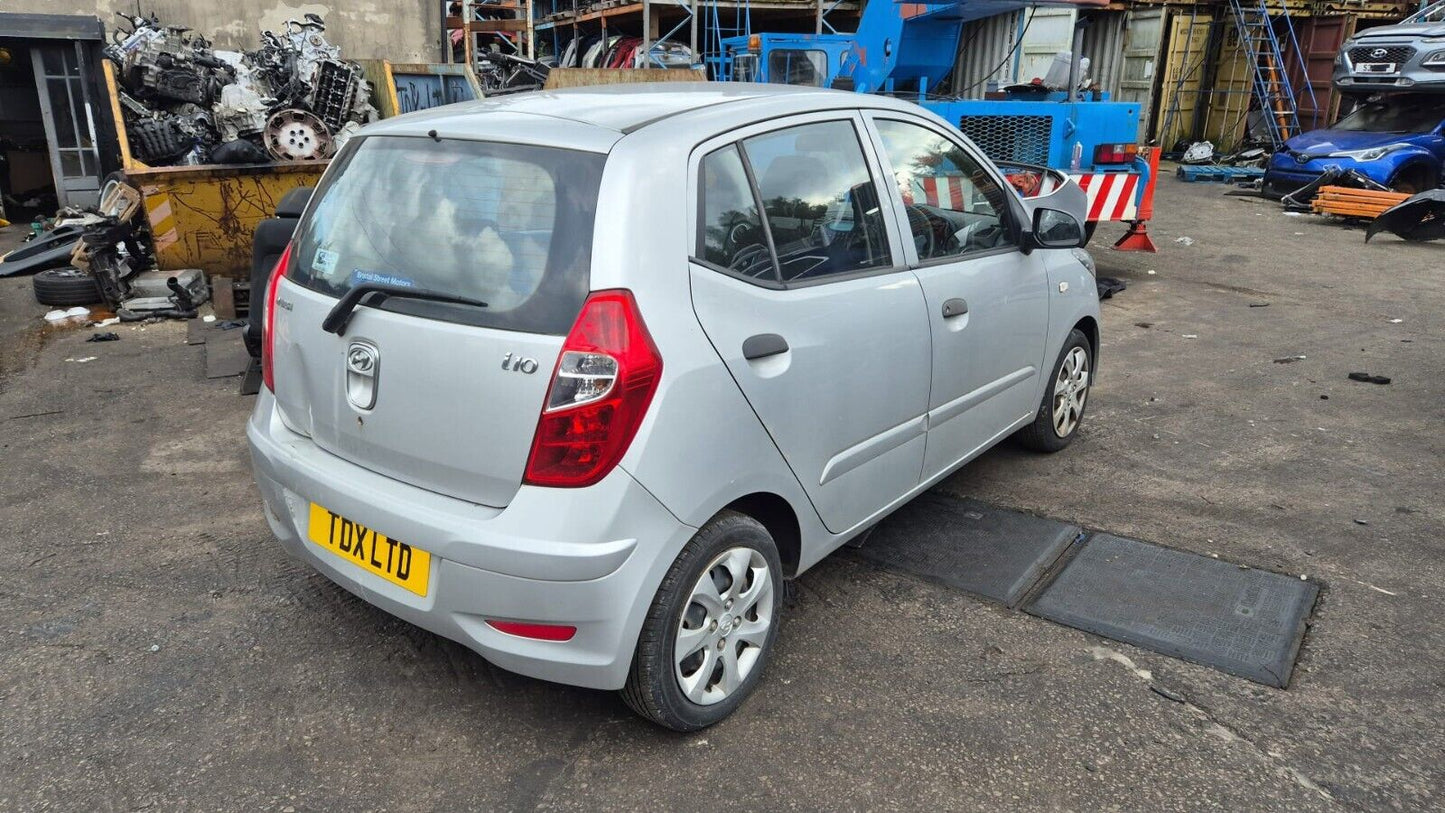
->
{"left": 767, "top": 50, "right": 827, "bottom": 86}
{"left": 698, "top": 145, "right": 773, "bottom": 280}
{"left": 741, "top": 120, "right": 891, "bottom": 282}
{"left": 874, "top": 119, "right": 1015, "bottom": 261}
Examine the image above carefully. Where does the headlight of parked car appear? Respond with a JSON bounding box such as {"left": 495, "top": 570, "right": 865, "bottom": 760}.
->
{"left": 1071, "top": 247, "right": 1096, "bottom": 277}
{"left": 1326, "top": 144, "right": 1408, "bottom": 162}
{"left": 1424, "top": 50, "right": 1445, "bottom": 66}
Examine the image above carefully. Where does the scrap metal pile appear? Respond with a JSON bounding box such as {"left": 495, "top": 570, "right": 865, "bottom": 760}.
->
{"left": 106, "top": 13, "right": 376, "bottom": 166}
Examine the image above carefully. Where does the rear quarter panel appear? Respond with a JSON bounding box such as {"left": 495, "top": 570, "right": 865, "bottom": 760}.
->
{"left": 594, "top": 127, "right": 831, "bottom": 565}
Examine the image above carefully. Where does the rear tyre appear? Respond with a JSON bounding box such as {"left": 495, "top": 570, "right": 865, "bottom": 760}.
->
{"left": 621, "top": 510, "right": 782, "bottom": 731}
{"left": 33, "top": 267, "right": 104, "bottom": 307}
{"left": 1015, "top": 328, "right": 1092, "bottom": 453}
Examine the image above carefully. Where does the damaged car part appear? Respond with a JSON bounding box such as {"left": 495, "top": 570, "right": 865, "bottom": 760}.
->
{"left": 264, "top": 109, "right": 332, "bottom": 161}
{"left": 1366, "top": 189, "right": 1445, "bottom": 242}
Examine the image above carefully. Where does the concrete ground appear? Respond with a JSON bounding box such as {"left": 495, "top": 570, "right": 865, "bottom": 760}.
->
{"left": 1, "top": 176, "right": 1441, "bottom": 812}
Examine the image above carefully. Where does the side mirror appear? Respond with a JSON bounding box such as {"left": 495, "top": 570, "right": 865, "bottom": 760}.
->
{"left": 1027, "top": 207, "right": 1087, "bottom": 251}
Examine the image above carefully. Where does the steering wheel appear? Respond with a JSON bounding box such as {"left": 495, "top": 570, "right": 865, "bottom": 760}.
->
{"left": 728, "top": 243, "right": 772, "bottom": 278}
{"left": 905, "top": 205, "right": 935, "bottom": 259}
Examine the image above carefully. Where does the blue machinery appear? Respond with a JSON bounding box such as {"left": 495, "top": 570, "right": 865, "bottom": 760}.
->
{"left": 718, "top": 0, "right": 1160, "bottom": 244}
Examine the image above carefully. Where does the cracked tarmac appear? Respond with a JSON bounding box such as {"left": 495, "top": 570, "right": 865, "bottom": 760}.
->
{"left": 1, "top": 176, "right": 1442, "bottom": 810}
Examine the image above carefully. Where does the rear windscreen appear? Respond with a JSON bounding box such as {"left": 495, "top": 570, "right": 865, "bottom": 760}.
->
{"left": 290, "top": 135, "right": 605, "bottom": 334}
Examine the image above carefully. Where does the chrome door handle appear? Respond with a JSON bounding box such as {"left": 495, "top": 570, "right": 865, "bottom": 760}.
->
{"left": 942, "top": 298, "right": 969, "bottom": 318}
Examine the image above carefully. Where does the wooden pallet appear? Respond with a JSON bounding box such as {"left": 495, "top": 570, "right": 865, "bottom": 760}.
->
{"left": 1176, "top": 165, "right": 1266, "bottom": 183}
{"left": 1310, "top": 186, "right": 1410, "bottom": 219}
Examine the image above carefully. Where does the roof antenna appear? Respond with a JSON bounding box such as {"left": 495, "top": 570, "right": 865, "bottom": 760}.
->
{"left": 427, "top": 129, "right": 440, "bottom": 142}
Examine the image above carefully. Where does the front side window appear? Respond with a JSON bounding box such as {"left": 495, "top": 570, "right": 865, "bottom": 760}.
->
{"left": 732, "top": 53, "right": 759, "bottom": 83}
{"left": 741, "top": 120, "right": 891, "bottom": 282}
{"left": 768, "top": 50, "right": 827, "bottom": 86}
{"left": 874, "top": 119, "right": 1015, "bottom": 261}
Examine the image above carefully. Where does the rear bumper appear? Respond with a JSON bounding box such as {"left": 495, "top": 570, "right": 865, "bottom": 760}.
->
{"left": 247, "top": 390, "right": 694, "bottom": 690}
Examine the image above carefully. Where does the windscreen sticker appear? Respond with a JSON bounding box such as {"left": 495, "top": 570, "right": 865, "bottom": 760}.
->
{"left": 350, "top": 269, "right": 417, "bottom": 288}
{"left": 312, "top": 247, "right": 339, "bottom": 275}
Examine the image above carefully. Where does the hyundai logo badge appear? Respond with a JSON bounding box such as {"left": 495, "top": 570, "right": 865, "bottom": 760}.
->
{"left": 347, "top": 344, "right": 378, "bottom": 375}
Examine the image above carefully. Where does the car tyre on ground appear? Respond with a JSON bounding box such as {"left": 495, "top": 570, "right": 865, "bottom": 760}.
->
{"left": 1016, "top": 328, "right": 1092, "bottom": 453}
{"left": 622, "top": 510, "right": 783, "bottom": 731}
{"left": 32, "top": 267, "right": 104, "bottom": 307}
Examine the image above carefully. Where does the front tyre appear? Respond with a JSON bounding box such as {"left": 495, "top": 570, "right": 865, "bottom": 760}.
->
{"left": 622, "top": 510, "right": 782, "bottom": 731}
{"left": 1016, "top": 328, "right": 1092, "bottom": 453}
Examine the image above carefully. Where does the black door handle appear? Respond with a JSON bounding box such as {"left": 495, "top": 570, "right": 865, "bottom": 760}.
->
{"left": 743, "top": 333, "right": 789, "bottom": 360}
{"left": 942, "top": 298, "right": 969, "bottom": 318}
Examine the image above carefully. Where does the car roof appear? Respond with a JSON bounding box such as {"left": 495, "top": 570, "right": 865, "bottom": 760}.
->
{"left": 362, "top": 83, "right": 920, "bottom": 150}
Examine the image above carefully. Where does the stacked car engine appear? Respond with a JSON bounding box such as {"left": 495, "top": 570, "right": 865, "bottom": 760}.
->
{"left": 105, "top": 12, "right": 377, "bottom": 166}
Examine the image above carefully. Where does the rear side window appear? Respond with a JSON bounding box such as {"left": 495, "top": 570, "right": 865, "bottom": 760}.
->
{"left": 291, "top": 136, "right": 605, "bottom": 334}
{"left": 698, "top": 145, "right": 773, "bottom": 280}
{"left": 742, "top": 120, "right": 891, "bottom": 282}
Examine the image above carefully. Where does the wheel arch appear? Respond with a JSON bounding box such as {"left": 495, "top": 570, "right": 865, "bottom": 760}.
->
{"left": 1386, "top": 154, "right": 1440, "bottom": 193}
{"left": 722, "top": 492, "right": 802, "bottom": 578}
{"left": 1073, "top": 314, "right": 1100, "bottom": 378}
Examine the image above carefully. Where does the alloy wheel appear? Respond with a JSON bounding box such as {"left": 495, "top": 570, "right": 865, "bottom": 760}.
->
{"left": 1052, "top": 346, "right": 1090, "bottom": 438}
{"left": 673, "top": 547, "right": 775, "bottom": 706}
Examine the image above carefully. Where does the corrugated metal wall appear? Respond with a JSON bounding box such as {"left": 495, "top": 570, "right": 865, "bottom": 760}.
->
{"left": 1118, "top": 7, "right": 1166, "bottom": 140}
{"left": 1203, "top": 24, "right": 1253, "bottom": 149}
{"left": 952, "top": 12, "right": 1022, "bottom": 98}
{"left": 1153, "top": 8, "right": 1213, "bottom": 149}
{"left": 1081, "top": 11, "right": 1128, "bottom": 98}
{"left": 1286, "top": 15, "right": 1358, "bottom": 132}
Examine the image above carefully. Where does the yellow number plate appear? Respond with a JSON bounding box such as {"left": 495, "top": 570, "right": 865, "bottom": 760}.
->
{"left": 307, "top": 503, "right": 431, "bottom": 597}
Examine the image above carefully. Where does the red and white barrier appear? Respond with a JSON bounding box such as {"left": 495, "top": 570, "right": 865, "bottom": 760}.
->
{"left": 1069, "top": 172, "right": 1141, "bottom": 222}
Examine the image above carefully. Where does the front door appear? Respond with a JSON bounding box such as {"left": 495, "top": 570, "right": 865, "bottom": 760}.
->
{"left": 865, "top": 114, "right": 1051, "bottom": 481}
{"left": 688, "top": 115, "right": 932, "bottom": 534}
{"left": 31, "top": 42, "right": 101, "bottom": 208}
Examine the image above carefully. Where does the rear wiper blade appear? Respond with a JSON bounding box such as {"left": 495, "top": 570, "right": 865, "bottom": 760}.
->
{"left": 322, "top": 283, "right": 488, "bottom": 336}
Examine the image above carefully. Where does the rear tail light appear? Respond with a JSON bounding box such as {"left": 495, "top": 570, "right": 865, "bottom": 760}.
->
{"left": 261, "top": 243, "right": 292, "bottom": 392}
{"left": 523, "top": 289, "right": 662, "bottom": 488}
{"left": 1094, "top": 143, "right": 1139, "bottom": 164}
{"left": 485, "top": 620, "right": 577, "bottom": 641}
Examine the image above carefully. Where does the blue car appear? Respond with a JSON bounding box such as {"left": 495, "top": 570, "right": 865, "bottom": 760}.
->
{"left": 1264, "top": 95, "right": 1445, "bottom": 197}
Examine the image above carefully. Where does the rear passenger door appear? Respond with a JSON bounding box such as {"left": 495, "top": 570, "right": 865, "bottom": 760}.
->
{"left": 863, "top": 114, "right": 1051, "bottom": 482}
{"left": 688, "top": 114, "right": 932, "bottom": 535}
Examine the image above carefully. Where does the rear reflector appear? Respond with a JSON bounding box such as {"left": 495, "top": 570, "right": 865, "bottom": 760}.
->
{"left": 523, "top": 289, "right": 662, "bottom": 488}
{"left": 1094, "top": 143, "right": 1139, "bottom": 164}
{"left": 485, "top": 620, "right": 577, "bottom": 641}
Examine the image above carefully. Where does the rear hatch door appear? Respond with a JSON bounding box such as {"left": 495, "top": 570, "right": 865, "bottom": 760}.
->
{"left": 271, "top": 135, "right": 606, "bottom": 507}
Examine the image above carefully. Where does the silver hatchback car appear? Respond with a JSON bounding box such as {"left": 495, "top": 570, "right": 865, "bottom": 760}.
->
{"left": 248, "top": 83, "right": 1101, "bottom": 730}
{"left": 1334, "top": 1, "right": 1445, "bottom": 93}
